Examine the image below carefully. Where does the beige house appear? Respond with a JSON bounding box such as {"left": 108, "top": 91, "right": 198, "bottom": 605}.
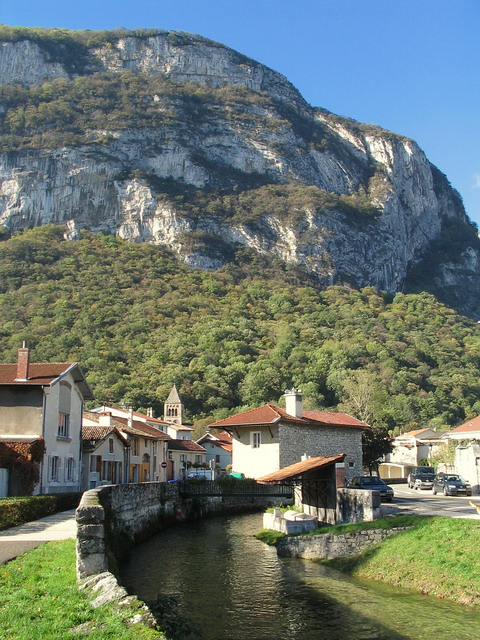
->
{"left": 196, "top": 431, "right": 232, "bottom": 473}
{"left": 209, "top": 388, "right": 368, "bottom": 482}
{"left": 0, "top": 344, "right": 93, "bottom": 494}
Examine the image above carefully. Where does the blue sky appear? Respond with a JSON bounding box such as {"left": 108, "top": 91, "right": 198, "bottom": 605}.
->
{"left": 1, "top": 0, "right": 479, "bottom": 225}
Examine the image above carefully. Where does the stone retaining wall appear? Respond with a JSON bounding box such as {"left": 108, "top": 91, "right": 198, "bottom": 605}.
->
{"left": 277, "top": 527, "right": 410, "bottom": 560}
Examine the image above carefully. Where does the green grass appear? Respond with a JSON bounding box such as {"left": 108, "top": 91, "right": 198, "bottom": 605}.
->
{"left": 255, "top": 529, "right": 286, "bottom": 546}
{"left": 0, "top": 540, "right": 165, "bottom": 639}
{"left": 323, "top": 516, "right": 480, "bottom": 606}
{"left": 301, "top": 513, "right": 426, "bottom": 536}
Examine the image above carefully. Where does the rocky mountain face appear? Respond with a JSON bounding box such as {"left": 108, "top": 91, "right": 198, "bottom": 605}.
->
{"left": 0, "top": 28, "right": 478, "bottom": 317}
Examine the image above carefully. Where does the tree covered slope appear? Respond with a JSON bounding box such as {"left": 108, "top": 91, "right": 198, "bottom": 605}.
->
{"left": 1, "top": 226, "right": 479, "bottom": 433}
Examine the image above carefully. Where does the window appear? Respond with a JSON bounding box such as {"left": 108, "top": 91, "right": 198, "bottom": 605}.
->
{"left": 132, "top": 438, "right": 138, "bottom": 456}
{"left": 196, "top": 455, "right": 202, "bottom": 464}
{"left": 109, "top": 438, "right": 114, "bottom": 454}
{"left": 348, "top": 461, "right": 355, "bottom": 468}
{"left": 251, "top": 431, "right": 261, "bottom": 448}
{"left": 168, "top": 451, "right": 173, "bottom": 460}
{"left": 65, "top": 457, "right": 75, "bottom": 481}
{"left": 144, "top": 439, "right": 148, "bottom": 447}
{"left": 58, "top": 413, "right": 70, "bottom": 439}
{"left": 49, "top": 456, "right": 60, "bottom": 482}
{"left": 215, "top": 455, "right": 220, "bottom": 463}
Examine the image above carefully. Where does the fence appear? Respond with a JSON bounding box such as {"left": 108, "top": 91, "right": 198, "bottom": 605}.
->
{"left": 178, "top": 480, "right": 293, "bottom": 498}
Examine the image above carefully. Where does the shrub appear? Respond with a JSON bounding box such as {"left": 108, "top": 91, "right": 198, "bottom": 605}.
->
{"left": 0, "top": 492, "right": 82, "bottom": 530}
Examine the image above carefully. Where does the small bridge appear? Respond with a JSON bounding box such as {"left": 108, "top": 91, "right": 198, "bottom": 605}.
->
{"left": 178, "top": 479, "right": 294, "bottom": 499}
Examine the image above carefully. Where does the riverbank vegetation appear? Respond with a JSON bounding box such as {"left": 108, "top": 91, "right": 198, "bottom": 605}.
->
{"left": 1, "top": 227, "right": 480, "bottom": 438}
{"left": 0, "top": 493, "right": 81, "bottom": 530}
{"left": 0, "top": 539, "right": 164, "bottom": 639}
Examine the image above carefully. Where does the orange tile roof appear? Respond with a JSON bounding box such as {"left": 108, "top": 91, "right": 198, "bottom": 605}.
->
{"left": 450, "top": 415, "right": 480, "bottom": 433}
{"left": 209, "top": 405, "right": 369, "bottom": 430}
{"left": 257, "top": 453, "right": 346, "bottom": 482}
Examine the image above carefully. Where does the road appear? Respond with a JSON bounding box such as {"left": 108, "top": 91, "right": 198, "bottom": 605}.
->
{"left": 382, "top": 483, "right": 480, "bottom": 519}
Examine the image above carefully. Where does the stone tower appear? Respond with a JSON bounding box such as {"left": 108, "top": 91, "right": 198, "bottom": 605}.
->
{"left": 164, "top": 384, "right": 184, "bottom": 425}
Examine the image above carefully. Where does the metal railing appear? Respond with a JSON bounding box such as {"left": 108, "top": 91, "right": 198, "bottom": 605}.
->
{"left": 178, "top": 480, "right": 293, "bottom": 498}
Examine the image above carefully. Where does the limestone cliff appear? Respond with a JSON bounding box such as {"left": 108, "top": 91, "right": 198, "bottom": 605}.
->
{"left": 0, "top": 28, "right": 478, "bottom": 317}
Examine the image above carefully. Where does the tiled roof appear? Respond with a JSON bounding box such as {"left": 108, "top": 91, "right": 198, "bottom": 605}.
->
{"left": 450, "top": 415, "right": 480, "bottom": 433}
{"left": 257, "top": 454, "right": 346, "bottom": 482}
{"left": 113, "top": 416, "right": 171, "bottom": 440}
{"left": 91, "top": 405, "right": 171, "bottom": 426}
{"left": 168, "top": 439, "right": 207, "bottom": 452}
{"left": 210, "top": 405, "right": 369, "bottom": 430}
{"left": 218, "top": 443, "right": 233, "bottom": 453}
{"left": 302, "top": 410, "right": 369, "bottom": 429}
{"left": 82, "top": 425, "right": 129, "bottom": 445}
{"left": 0, "top": 362, "right": 72, "bottom": 385}
{"left": 0, "top": 362, "right": 93, "bottom": 399}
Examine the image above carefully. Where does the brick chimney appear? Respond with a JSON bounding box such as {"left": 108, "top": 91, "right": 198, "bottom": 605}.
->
{"left": 285, "top": 387, "right": 303, "bottom": 418}
{"left": 15, "top": 342, "right": 30, "bottom": 381}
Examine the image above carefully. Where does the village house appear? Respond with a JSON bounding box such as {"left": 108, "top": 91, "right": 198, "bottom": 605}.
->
{"left": 445, "top": 416, "right": 480, "bottom": 495}
{"left": 208, "top": 388, "right": 369, "bottom": 482}
{"left": 380, "top": 428, "right": 443, "bottom": 480}
{"left": 0, "top": 344, "right": 93, "bottom": 495}
{"left": 83, "top": 410, "right": 171, "bottom": 483}
{"left": 167, "top": 439, "right": 207, "bottom": 480}
{"left": 81, "top": 420, "right": 129, "bottom": 490}
{"left": 196, "top": 430, "right": 232, "bottom": 473}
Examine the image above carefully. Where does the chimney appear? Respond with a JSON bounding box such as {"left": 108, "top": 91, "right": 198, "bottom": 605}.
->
{"left": 128, "top": 407, "right": 134, "bottom": 428}
{"left": 15, "top": 342, "right": 30, "bottom": 381}
{"left": 285, "top": 387, "right": 302, "bottom": 418}
{"left": 147, "top": 407, "right": 153, "bottom": 418}
{"left": 99, "top": 413, "right": 112, "bottom": 427}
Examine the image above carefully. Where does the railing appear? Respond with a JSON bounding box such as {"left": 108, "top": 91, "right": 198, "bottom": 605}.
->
{"left": 178, "top": 480, "right": 293, "bottom": 498}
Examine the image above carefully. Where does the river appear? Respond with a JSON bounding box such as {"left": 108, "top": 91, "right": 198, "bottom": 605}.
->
{"left": 121, "top": 512, "right": 480, "bottom": 640}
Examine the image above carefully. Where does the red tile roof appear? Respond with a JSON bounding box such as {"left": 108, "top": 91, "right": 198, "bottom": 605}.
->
{"left": 257, "top": 454, "right": 346, "bottom": 482}
{"left": 168, "top": 439, "right": 207, "bottom": 452}
{"left": 450, "top": 415, "right": 480, "bottom": 433}
{"left": 0, "top": 362, "right": 73, "bottom": 385}
{"left": 0, "top": 362, "right": 93, "bottom": 398}
{"left": 209, "top": 405, "right": 369, "bottom": 430}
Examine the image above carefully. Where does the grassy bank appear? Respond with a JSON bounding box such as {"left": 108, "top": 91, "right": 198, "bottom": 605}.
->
{"left": 0, "top": 540, "right": 165, "bottom": 639}
{"left": 325, "top": 516, "right": 480, "bottom": 606}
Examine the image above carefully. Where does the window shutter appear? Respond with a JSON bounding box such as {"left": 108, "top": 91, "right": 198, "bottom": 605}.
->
{"left": 48, "top": 456, "right": 52, "bottom": 481}
{"left": 57, "top": 457, "right": 62, "bottom": 482}
{"left": 96, "top": 456, "right": 102, "bottom": 472}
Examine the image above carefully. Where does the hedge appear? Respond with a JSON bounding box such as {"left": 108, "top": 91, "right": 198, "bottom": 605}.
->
{"left": 0, "top": 492, "right": 82, "bottom": 531}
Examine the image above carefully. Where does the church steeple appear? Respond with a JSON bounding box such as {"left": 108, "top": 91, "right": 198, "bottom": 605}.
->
{"left": 164, "top": 384, "right": 184, "bottom": 424}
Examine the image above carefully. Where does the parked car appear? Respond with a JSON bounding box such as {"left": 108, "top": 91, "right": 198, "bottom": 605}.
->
{"left": 347, "top": 476, "right": 394, "bottom": 502}
{"left": 407, "top": 466, "right": 435, "bottom": 490}
{"left": 432, "top": 473, "right": 472, "bottom": 496}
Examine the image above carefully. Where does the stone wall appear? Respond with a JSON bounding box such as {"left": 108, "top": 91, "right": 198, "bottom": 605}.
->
{"left": 336, "top": 488, "right": 382, "bottom": 523}
{"left": 278, "top": 423, "right": 363, "bottom": 482}
{"left": 277, "top": 527, "right": 410, "bottom": 560}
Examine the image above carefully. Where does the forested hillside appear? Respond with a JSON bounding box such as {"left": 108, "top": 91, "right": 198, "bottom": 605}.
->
{"left": 1, "top": 226, "right": 479, "bottom": 435}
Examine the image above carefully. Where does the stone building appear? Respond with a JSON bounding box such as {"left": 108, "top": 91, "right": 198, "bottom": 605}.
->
{"left": 209, "top": 388, "right": 369, "bottom": 481}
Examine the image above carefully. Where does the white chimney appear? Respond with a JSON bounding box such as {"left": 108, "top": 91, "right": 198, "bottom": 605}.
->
{"left": 99, "top": 413, "right": 112, "bottom": 427}
{"left": 285, "top": 387, "right": 303, "bottom": 418}
{"left": 128, "top": 408, "right": 134, "bottom": 428}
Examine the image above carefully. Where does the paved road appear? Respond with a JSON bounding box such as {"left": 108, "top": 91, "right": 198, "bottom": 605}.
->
{"left": 0, "top": 509, "right": 77, "bottom": 564}
{"left": 382, "top": 483, "right": 480, "bottom": 519}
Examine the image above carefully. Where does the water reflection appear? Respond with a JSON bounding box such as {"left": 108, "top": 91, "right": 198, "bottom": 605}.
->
{"left": 121, "top": 513, "right": 480, "bottom": 640}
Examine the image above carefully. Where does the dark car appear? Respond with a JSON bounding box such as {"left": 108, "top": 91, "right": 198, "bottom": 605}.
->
{"left": 347, "top": 476, "right": 394, "bottom": 502}
{"left": 407, "top": 466, "right": 435, "bottom": 490}
{"left": 432, "top": 473, "right": 472, "bottom": 496}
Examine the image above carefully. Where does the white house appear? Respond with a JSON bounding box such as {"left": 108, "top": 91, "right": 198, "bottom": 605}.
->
{"left": 167, "top": 439, "right": 207, "bottom": 480}
{"left": 81, "top": 422, "right": 129, "bottom": 490}
{"left": 196, "top": 430, "right": 232, "bottom": 472}
{"left": 208, "top": 388, "right": 368, "bottom": 482}
{"left": 0, "top": 344, "right": 93, "bottom": 494}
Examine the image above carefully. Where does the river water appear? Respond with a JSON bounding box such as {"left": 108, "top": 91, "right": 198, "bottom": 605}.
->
{"left": 121, "top": 512, "right": 480, "bottom": 640}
